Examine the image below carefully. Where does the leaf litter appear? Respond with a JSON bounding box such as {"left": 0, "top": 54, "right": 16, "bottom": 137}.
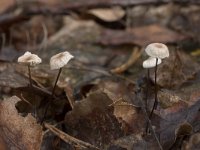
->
{"left": 0, "top": 1, "right": 200, "bottom": 150}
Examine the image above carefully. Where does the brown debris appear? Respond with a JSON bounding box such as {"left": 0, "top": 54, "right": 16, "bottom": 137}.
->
{"left": 44, "top": 123, "right": 99, "bottom": 150}
{"left": 111, "top": 47, "right": 142, "bottom": 74}
{"left": 0, "top": 96, "right": 43, "bottom": 150}
{"left": 151, "top": 49, "right": 200, "bottom": 88}
{"left": 98, "top": 24, "right": 187, "bottom": 46}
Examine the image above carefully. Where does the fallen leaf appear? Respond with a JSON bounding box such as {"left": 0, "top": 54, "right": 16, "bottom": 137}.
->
{"left": 154, "top": 94, "right": 200, "bottom": 149}
{"left": 0, "top": 96, "right": 43, "bottom": 150}
{"left": 65, "top": 90, "right": 125, "bottom": 149}
{"left": 151, "top": 50, "right": 200, "bottom": 88}
{"left": 0, "top": 0, "right": 15, "bottom": 14}
{"left": 182, "top": 133, "right": 200, "bottom": 150}
{"left": 0, "top": 63, "right": 28, "bottom": 88}
{"left": 88, "top": 7, "right": 125, "bottom": 22}
{"left": 98, "top": 24, "right": 187, "bottom": 46}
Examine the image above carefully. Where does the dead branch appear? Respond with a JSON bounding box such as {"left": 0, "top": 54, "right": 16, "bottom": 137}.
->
{"left": 44, "top": 123, "right": 100, "bottom": 150}
{"left": 111, "top": 47, "right": 142, "bottom": 74}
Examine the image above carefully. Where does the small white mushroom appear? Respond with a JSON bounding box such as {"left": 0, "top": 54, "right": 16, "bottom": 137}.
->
{"left": 50, "top": 51, "right": 74, "bottom": 70}
{"left": 18, "top": 51, "right": 42, "bottom": 66}
{"left": 143, "top": 57, "right": 162, "bottom": 68}
{"left": 18, "top": 51, "right": 42, "bottom": 87}
{"left": 145, "top": 43, "right": 169, "bottom": 59}
{"left": 43, "top": 51, "right": 74, "bottom": 118}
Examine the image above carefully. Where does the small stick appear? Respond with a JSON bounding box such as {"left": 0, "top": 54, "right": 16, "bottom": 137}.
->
{"left": 136, "top": 92, "right": 163, "bottom": 150}
{"left": 44, "top": 123, "right": 100, "bottom": 150}
{"left": 111, "top": 47, "right": 142, "bottom": 74}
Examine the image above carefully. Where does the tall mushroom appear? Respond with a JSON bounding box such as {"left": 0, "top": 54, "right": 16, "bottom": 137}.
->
{"left": 18, "top": 51, "right": 42, "bottom": 87}
{"left": 143, "top": 57, "right": 162, "bottom": 110}
{"left": 42, "top": 51, "right": 74, "bottom": 122}
{"left": 144, "top": 43, "right": 169, "bottom": 118}
{"left": 50, "top": 51, "right": 74, "bottom": 96}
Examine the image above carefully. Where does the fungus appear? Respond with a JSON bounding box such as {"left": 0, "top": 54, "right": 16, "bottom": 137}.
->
{"left": 50, "top": 51, "right": 74, "bottom": 96}
{"left": 42, "top": 51, "right": 74, "bottom": 122}
{"left": 144, "top": 43, "right": 169, "bottom": 120}
{"left": 142, "top": 57, "right": 162, "bottom": 116}
{"left": 18, "top": 51, "right": 42, "bottom": 87}
{"left": 143, "top": 57, "right": 162, "bottom": 69}
{"left": 145, "top": 43, "right": 169, "bottom": 59}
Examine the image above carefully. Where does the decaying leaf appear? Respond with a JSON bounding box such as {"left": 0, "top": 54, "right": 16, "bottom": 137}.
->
{"left": 94, "top": 80, "right": 145, "bottom": 132}
{"left": 0, "top": 0, "right": 15, "bottom": 14}
{"left": 0, "top": 63, "right": 28, "bottom": 88}
{"left": 65, "top": 90, "right": 126, "bottom": 149}
{"left": 182, "top": 133, "right": 200, "bottom": 150}
{"left": 0, "top": 96, "right": 43, "bottom": 150}
{"left": 98, "top": 24, "right": 187, "bottom": 46}
{"left": 88, "top": 7, "right": 125, "bottom": 22}
{"left": 175, "top": 122, "right": 193, "bottom": 139}
{"left": 158, "top": 90, "right": 183, "bottom": 108}
{"left": 155, "top": 93, "right": 200, "bottom": 149}
{"left": 151, "top": 49, "right": 200, "bottom": 88}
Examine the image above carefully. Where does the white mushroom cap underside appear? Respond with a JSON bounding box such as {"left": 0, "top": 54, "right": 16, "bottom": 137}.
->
{"left": 145, "top": 43, "right": 169, "bottom": 59}
{"left": 18, "top": 51, "right": 42, "bottom": 66}
{"left": 143, "top": 57, "right": 162, "bottom": 68}
{"left": 50, "top": 51, "right": 74, "bottom": 70}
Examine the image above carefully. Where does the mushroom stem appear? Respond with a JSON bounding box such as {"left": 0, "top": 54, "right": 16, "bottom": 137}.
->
{"left": 145, "top": 69, "right": 150, "bottom": 111}
{"left": 41, "top": 68, "right": 62, "bottom": 123}
{"left": 145, "top": 69, "right": 150, "bottom": 134}
{"left": 149, "top": 58, "right": 158, "bottom": 119}
{"left": 52, "top": 68, "right": 62, "bottom": 97}
{"left": 28, "top": 65, "right": 33, "bottom": 87}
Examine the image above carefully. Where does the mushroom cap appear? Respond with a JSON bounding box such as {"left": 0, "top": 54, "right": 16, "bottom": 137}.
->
{"left": 145, "top": 43, "right": 169, "bottom": 59}
{"left": 143, "top": 57, "right": 162, "bottom": 68}
{"left": 50, "top": 51, "right": 74, "bottom": 70}
{"left": 18, "top": 51, "right": 42, "bottom": 66}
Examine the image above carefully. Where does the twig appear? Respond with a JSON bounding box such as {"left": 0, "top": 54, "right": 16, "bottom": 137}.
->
{"left": 135, "top": 91, "right": 163, "bottom": 150}
{"left": 65, "top": 84, "right": 75, "bottom": 109}
{"left": 110, "top": 47, "right": 142, "bottom": 74}
{"left": 109, "top": 98, "right": 139, "bottom": 108}
{"left": 44, "top": 123, "right": 100, "bottom": 150}
{"left": 20, "top": 93, "right": 33, "bottom": 107}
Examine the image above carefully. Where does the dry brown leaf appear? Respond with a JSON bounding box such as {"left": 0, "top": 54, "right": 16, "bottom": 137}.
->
{"left": 0, "top": 63, "right": 28, "bottom": 88}
{"left": 151, "top": 50, "right": 200, "bottom": 88}
{"left": 182, "top": 133, "right": 200, "bottom": 150}
{"left": 88, "top": 7, "right": 125, "bottom": 22}
{"left": 98, "top": 24, "right": 187, "bottom": 46}
{"left": 0, "top": 96, "right": 43, "bottom": 150}
{"left": 95, "top": 80, "right": 144, "bottom": 132}
{"left": 0, "top": 0, "right": 15, "bottom": 14}
{"left": 65, "top": 90, "right": 125, "bottom": 149}
{"left": 158, "top": 90, "right": 183, "bottom": 108}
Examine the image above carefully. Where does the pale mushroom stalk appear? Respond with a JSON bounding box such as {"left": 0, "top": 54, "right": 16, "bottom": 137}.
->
{"left": 149, "top": 58, "right": 158, "bottom": 119}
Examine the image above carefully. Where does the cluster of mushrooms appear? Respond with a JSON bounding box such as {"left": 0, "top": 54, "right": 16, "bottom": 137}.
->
{"left": 143, "top": 43, "right": 169, "bottom": 119}
{"left": 17, "top": 43, "right": 169, "bottom": 123}
{"left": 18, "top": 51, "right": 74, "bottom": 121}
